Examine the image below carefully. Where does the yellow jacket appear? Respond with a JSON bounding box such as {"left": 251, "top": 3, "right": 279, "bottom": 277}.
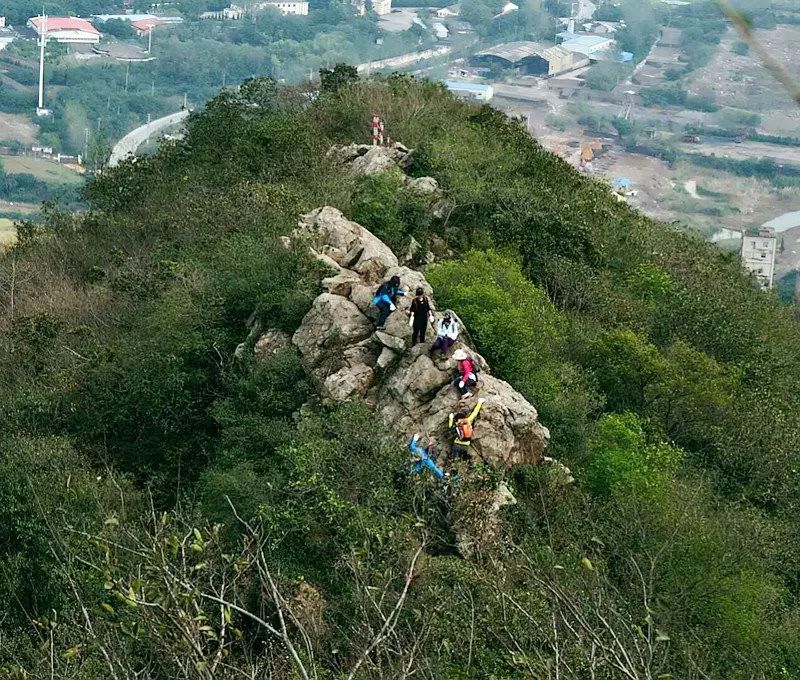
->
{"left": 448, "top": 400, "right": 484, "bottom": 446}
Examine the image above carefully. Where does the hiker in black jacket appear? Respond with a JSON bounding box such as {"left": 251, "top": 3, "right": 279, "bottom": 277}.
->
{"left": 408, "top": 287, "right": 433, "bottom": 344}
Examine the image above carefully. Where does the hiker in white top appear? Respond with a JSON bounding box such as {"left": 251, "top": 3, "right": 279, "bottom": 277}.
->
{"left": 429, "top": 313, "right": 460, "bottom": 356}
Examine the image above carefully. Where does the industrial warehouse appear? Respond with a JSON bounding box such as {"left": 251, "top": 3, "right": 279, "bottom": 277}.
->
{"left": 470, "top": 41, "right": 589, "bottom": 77}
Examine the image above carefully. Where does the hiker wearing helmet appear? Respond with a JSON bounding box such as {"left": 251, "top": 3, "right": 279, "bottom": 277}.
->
{"left": 408, "top": 287, "right": 434, "bottom": 344}
{"left": 372, "top": 275, "right": 406, "bottom": 330}
{"left": 429, "top": 313, "right": 459, "bottom": 356}
{"left": 406, "top": 433, "right": 446, "bottom": 479}
{"left": 449, "top": 398, "right": 486, "bottom": 461}
{"left": 452, "top": 348, "right": 479, "bottom": 398}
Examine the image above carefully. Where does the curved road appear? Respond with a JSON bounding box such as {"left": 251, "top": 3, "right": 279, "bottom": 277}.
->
{"left": 108, "top": 109, "right": 190, "bottom": 168}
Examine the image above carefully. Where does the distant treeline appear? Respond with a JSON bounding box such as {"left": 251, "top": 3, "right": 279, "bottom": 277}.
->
{"left": 626, "top": 140, "right": 800, "bottom": 184}
{"left": 686, "top": 126, "right": 800, "bottom": 148}
{"left": 0, "top": 170, "right": 80, "bottom": 204}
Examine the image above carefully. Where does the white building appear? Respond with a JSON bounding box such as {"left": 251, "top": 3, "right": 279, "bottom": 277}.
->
{"left": 0, "top": 17, "right": 15, "bottom": 51}
{"left": 371, "top": 0, "right": 392, "bottom": 15}
{"left": 253, "top": 0, "right": 309, "bottom": 15}
{"left": 741, "top": 227, "right": 777, "bottom": 289}
{"left": 445, "top": 80, "right": 493, "bottom": 101}
{"left": 556, "top": 32, "right": 614, "bottom": 56}
{"left": 435, "top": 4, "right": 460, "bottom": 18}
{"left": 432, "top": 21, "right": 449, "bottom": 39}
{"left": 200, "top": 5, "right": 244, "bottom": 19}
{"left": 27, "top": 16, "right": 102, "bottom": 43}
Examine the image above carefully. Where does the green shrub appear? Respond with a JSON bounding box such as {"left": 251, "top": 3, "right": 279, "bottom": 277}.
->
{"left": 732, "top": 40, "right": 750, "bottom": 55}
{"left": 350, "top": 171, "right": 436, "bottom": 253}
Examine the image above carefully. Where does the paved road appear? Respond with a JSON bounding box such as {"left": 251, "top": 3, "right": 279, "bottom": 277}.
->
{"left": 108, "top": 110, "right": 189, "bottom": 168}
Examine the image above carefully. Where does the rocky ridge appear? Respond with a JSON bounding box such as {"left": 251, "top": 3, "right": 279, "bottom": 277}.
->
{"left": 286, "top": 204, "right": 550, "bottom": 472}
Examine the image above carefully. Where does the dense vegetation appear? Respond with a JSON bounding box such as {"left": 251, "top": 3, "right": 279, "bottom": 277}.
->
{"left": 1, "top": 73, "right": 800, "bottom": 678}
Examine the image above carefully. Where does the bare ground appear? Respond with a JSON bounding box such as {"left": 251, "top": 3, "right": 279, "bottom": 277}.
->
{"left": 0, "top": 113, "right": 38, "bottom": 144}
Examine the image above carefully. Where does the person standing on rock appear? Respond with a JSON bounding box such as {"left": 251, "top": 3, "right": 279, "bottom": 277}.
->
{"left": 449, "top": 397, "right": 486, "bottom": 461}
{"left": 452, "top": 348, "right": 479, "bottom": 398}
{"left": 372, "top": 275, "right": 406, "bottom": 330}
{"left": 406, "top": 433, "right": 446, "bottom": 479}
{"left": 429, "top": 313, "right": 459, "bottom": 356}
{"left": 408, "top": 287, "right": 434, "bottom": 344}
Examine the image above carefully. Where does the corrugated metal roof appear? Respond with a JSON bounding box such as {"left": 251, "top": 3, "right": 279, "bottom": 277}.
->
{"left": 557, "top": 33, "right": 611, "bottom": 46}
{"left": 475, "top": 41, "right": 572, "bottom": 64}
{"left": 445, "top": 80, "right": 491, "bottom": 92}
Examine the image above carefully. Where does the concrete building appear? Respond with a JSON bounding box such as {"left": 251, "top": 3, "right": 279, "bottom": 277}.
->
{"left": 433, "top": 22, "right": 449, "bottom": 39}
{"left": 741, "top": 227, "right": 777, "bottom": 289}
{"left": 436, "top": 4, "right": 461, "bottom": 18}
{"left": 27, "top": 16, "right": 102, "bottom": 44}
{"left": 471, "top": 42, "right": 587, "bottom": 77}
{"left": 200, "top": 5, "right": 245, "bottom": 19}
{"left": 556, "top": 32, "right": 614, "bottom": 56}
{"left": 371, "top": 0, "right": 392, "bottom": 15}
{"left": 445, "top": 80, "right": 493, "bottom": 101}
{"left": 0, "top": 18, "right": 16, "bottom": 51}
{"left": 253, "top": 0, "right": 310, "bottom": 15}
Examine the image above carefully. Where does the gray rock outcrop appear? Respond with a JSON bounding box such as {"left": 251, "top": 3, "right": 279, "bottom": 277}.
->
{"left": 289, "top": 206, "right": 550, "bottom": 472}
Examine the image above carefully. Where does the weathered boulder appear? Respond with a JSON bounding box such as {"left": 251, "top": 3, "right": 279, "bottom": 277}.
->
{"left": 295, "top": 206, "right": 397, "bottom": 283}
{"left": 254, "top": 329, "right": 292, "bottom": 361}
{"left": 406, "top": 176, "right": 440, "bottom": 196}
{"left": 323, "top": 363, "right": 374, "bottom": 401}
{"left": 292, "top": 293, "right": 373, "bottom": 369}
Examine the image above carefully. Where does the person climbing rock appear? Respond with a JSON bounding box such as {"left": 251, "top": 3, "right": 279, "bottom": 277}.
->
{"left": 449, "top": 397, "right": 486, "bottom": 461}
{"left": 429, "top": 313, "right": 459, "bottom": 356}
{"left": 372, "top": 275, "right": 406, "bottom": 330}
{"left": 406, "top": 433, "right": 446, "bottom": 479}
{"left": 408, "top": 287, "right": 434, "bottom": 345}
{"left": 452, "top": 348, "right": 480, "bottom": 398}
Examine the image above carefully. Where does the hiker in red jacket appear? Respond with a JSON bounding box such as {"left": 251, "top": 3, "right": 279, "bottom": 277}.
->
{"left": 452, "top": 348, "right": 479, "bottom": 398}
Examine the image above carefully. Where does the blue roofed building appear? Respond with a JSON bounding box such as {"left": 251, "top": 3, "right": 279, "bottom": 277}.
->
{"left": 444, "top": 80, "right": 494, "bottom": 101}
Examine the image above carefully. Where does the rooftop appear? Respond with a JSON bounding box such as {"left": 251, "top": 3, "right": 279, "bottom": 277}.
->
{"left": 475, "top": 41, "right": 573, "bottom": 63}
{"left": 557, "top": 32, "right": 612, "bottom": 46}
{"left": 29, "top": 16, "right": 101, "bottom": 35}
{"left": 444, "top": 80, "right": 491, "bottom": 92}
{"left": 131, "top": 17, "right": 171, "bottom": 31}
{"left": 92, "top": 13, "right": 157, "bottom": 22}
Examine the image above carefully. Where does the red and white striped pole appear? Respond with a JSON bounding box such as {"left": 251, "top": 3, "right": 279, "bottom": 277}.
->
{"left": 371, "top": 114, "right": 381, "bottom": 146}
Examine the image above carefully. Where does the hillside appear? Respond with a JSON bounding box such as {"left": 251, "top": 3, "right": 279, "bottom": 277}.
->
{"left": 0, "top": 73, "right": 799, "bottom": 678}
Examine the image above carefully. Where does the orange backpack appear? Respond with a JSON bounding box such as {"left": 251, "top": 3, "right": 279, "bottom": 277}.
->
{"left": 456, "top": 418, "right": 474, "bottom": 441}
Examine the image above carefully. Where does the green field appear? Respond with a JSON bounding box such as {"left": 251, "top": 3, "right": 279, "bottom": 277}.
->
{"left": 1, "top": 155, "right": 84, "bottom": 185}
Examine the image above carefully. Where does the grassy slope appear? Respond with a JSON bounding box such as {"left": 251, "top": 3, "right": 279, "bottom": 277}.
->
{"left": 0, "top": 155, "right": 85, "bottom": 185}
